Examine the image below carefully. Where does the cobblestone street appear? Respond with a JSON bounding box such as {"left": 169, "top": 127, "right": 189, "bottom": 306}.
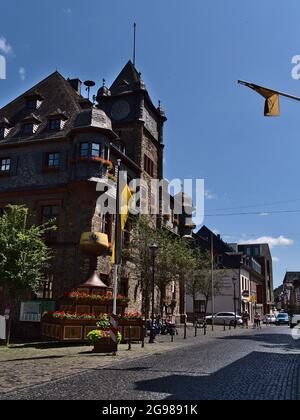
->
{"left": 1, "top": 326, "right": 299, "bottom": 400}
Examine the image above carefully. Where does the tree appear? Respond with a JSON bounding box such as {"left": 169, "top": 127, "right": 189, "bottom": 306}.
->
{"left": 185, "top": 250, "right": 211, "bottom": 324}
{"left": 123, "top": 216, "right": 197, "bottom": 318}
{"left": 0, "top": 205, "right": 55, "bottom": 343}
{"left": 123, "top": 216, "right": 156, "bottom": 318}
{"left": 186, "top": 249, "right": 226, "bottom": 323}
{"left": 154, "top": 231, "right": 197, "bottom": 316}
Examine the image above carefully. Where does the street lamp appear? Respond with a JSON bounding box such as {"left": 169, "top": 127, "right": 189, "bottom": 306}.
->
{"left": 232, "top": 277, "right": 237, "bottom": 329}
{"left": 149, "top": 242, "right": 158, "bottom": 344}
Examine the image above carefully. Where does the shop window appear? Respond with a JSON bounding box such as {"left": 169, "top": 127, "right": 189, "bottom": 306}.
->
{"left": 194, "top": 300, "right": 206, "bottom": 313}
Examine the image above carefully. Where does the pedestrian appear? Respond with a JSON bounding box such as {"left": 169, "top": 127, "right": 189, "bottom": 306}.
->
{"left": 242, "top": 310, "right": 250, "bottom": 329}
{"left": 254, "top": 312, "right": 261, "bottom": 329}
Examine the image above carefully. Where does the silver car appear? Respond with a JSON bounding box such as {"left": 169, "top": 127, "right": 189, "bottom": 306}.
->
{"left": 205, "top": 312, "right": 243, "bottom": 326}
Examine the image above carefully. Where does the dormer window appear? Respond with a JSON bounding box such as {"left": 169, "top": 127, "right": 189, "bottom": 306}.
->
{"left": 21, "top": 114, "right": 41, "bottom": 136}
{"left": 0, "top": 127, "right": 6, "bottom": 139}
{"left": 25, "top": 92, "right": 44, "bottom": 111}
{"left": 23, "top": 123, "right": 34, "bottom": 135}
{"left": 27, "top": 98, "right": 38, "bottom": 111}
{"left": 49, "top": 119, "right": 61, "bottom": 131}
{"left": 0, "top": 117, "right": 11, "bottom": 139}
{"left": 46, "top": 109, "right": 68, "bottom": 132}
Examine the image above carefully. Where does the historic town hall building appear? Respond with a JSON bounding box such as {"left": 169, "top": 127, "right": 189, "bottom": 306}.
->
{"left": 0, "top": 61, "right": 193, "bottom": 337}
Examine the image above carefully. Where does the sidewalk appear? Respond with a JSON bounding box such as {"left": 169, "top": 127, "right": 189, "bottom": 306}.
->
{"left": 0, "top": 324, "right": 264, "bottom": 395}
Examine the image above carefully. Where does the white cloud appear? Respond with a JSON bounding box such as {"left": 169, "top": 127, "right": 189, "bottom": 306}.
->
{"left": 19, "top": 67, "right": 26, "bottom": 81}
{"left": 205, "top": 190, "right": 217, "bottom": 200}
{"left": 272, "top": 257, "right": 280, "bottom": 263}
{"left": 0, "top": 36, "right": 12, "bottom": 54}
{"left": 259, "top": 212, "right": 269, "bottom": 217}
{"left": 62, "top": 8, "right": 72, "bottom": 15}
{"left": 239, "top": 235, "right": 294, "bottom": 249}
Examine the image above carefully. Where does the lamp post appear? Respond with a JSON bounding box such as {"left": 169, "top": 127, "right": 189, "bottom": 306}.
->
{"left": 232, "top": 277, "right": 237, "bottom": 328}
{"left": 149, "top": 242, "right": 158, "bottom": 344}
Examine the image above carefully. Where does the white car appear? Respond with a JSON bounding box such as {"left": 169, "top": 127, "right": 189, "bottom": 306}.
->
{"left": 205, "top": 312, "right": 243, "bottom": 326}
{"left": 290, "top": 313, "right": 300, "bottom": 329}
{"left": 263, "top": 314, "right": 276, "bottom": 324}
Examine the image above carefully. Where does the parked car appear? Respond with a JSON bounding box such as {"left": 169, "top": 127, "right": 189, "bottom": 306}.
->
{"left": 275, "top": 313, "right": 290, "bottom": 326}
{"left": 263, "top": 314, "right": 276, "bottom": 324}
{"left": 205, "top": 312, "right": 243, "bottom": 326}
{"left": 290, "top": 313, "right": 300, "bottom": 329}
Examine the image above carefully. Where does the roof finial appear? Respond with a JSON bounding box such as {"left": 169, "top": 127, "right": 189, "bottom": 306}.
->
{"left": 133, "top": 22, "right": 137, "bottom": 66}
{"left": 102, "top": 78, "right": 106, "bottom": 87}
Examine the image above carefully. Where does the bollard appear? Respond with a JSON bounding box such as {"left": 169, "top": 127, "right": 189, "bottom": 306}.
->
{"left": 204, "top": 322, "right": 207, "bottom": 336}
{"left": 223, "top": 321, "right": 226, "bottom": 332}
{"left": 195, "top": 324, "right": 197, "bottom": 337}
{"left": 184, "top": 322, "right": 187, "bottom": 339}
{"left": 171, "top": 330, "right": 174, "bottom": 342}
{"left": 141, "top": 325, "right": 145, "bottom": 348}
{"left": 128, "top": 326, "right": 132, "bottom": 351}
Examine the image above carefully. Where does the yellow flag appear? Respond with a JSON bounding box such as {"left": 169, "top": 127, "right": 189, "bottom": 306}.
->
{"left": 238, "top": 81, "right": 280, "bottom": 116}
{"left": 111, "top": 184, "right": 132, "bottom": 264}
{"left": 253, "top": 87, "right": 280, "bottom": 117}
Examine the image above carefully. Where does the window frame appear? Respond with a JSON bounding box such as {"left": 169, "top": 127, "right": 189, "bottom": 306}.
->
{"left": 0, "top": 157, "right": 11, "bottom": 173}
{"left": 23, "top": 123, "right": 34, "bottom": 135}
{"left": 91, "top": 142, "right": 102, "bottom": 158}
{"left": 79, "top": 142, "right": 90, "bottom": 158}
{"left": 46, "top": 152, "right": 60, "bottom": 169}
{"left": 49, "top": 118, "right": 61, "bottom": 131}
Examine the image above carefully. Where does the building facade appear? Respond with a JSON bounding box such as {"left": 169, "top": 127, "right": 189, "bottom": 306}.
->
{"left": 186, "top": 226, "right": 268, "bottom": 321}
{"left": 0, "top": 61, "right": 192, "bottom": 337}
{"left": 281, "top": 272, "right": 300, "bottom": 312}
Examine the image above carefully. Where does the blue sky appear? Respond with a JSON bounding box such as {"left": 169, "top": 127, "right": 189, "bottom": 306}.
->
{"left": 1, "top": 0, "right": 300, "bottom": 287}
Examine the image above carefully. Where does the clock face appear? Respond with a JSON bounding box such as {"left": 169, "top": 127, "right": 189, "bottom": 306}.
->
{"left": 110, "top": 100, "right": 130, "bottom": 120}
{"left": 145, "top": 108, "right": 158, "bottom": 138}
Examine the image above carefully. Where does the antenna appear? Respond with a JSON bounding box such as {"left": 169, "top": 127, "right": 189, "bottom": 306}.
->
{"left": 84, "top": 80, "right": 95, "bottom": 100}
{"left": 133, "top": 22, "right": 136, "bottom": 66}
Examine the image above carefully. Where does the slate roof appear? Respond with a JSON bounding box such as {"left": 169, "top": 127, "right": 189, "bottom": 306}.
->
{"left": 109, "top": 60, "right": 145, "bottom": 96}
{"left": 0, "top": 71, "right": 116, "bottom": 144}
{"left": 283, "top": 272, "right": 300, "bottom": 284}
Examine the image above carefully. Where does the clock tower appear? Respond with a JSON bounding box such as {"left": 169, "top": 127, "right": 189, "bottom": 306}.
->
{"left": 96, "top": 61, "right": 167, "bottom": 184}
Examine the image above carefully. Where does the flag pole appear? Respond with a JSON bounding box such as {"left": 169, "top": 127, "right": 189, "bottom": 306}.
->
{"left": 113, "top": 159, "right": 122, "bottom": 315}
{"left": 238, "top": 80, "right": 300, "bottom": 102}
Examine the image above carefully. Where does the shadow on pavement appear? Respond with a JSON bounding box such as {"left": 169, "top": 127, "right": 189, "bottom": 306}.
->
{"left": 216, "top": 331, "right": 300, "bottom": 352}
{"left": 0, "top": 355, "right": 65, "bottom": 363}
{"left": 134, "top": 351, "right": 300, "bottom": 400}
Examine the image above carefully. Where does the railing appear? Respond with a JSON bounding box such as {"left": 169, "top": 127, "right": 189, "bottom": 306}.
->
{"left": 20, "top": 313, "right": 41, "bottom": 322}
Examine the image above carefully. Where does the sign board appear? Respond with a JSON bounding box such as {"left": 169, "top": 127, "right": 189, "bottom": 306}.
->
{"left": 0, "top": 315, "right": 6, "bottom": 340}
{"left": 242, "top": 290, "right": 250, "bottom": 298}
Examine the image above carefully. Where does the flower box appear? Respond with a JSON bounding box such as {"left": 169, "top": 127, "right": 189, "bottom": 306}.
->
{"left": 92, "top": 340, "right": 117, "bottom": 354}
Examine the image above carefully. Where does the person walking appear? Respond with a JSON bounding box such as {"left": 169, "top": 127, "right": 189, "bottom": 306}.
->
{"left": 254, "top": 312, "right": 261, "bottom": 329}
{"left": 242, "top": 310, "right": 250, "bottom": 329}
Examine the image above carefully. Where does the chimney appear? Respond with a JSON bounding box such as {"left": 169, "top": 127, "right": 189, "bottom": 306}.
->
{"left": 68, "top": 78, "right": 82, "bottom": 95}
